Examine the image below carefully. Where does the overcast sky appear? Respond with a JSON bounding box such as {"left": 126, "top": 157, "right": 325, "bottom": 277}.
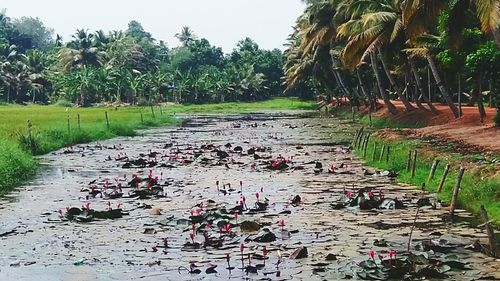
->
{"left": 1, "top": 0, "right": 305, "bottom": 53}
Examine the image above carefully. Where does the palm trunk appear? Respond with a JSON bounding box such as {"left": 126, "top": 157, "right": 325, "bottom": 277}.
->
{"left": 477, "top": 72, "right": 486, "bottom": 122}
{"left": 356, "top": 69, "right": 376, "bottom": 110}
{"left": 330, "top": 56, "right": 351, "bottom": 98}
{"left": 378, "top": 50, "right": 415, "bottom": 111}
{"left": 370, "top": 53, "right": 398, "bottom": 115}
{"left": 334, "top": 71, "right": 351, "bottom": 98}
{"left": 407, "top": 74, "right": 426, "bottom": 111}
{"left": 426, "top": 55, "right": 460, "bottom": 118}
{"left": 408, "top": 58, "right": 439, "bottom": 114}
{"left": 493, "top": 26, "right": 500, "bottom": 48}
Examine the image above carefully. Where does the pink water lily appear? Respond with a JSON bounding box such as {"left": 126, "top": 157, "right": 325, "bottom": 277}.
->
{"left": 189, "top": 233, "right": 195, "bottom": 243}
{"left": 369, "top": 249, "right": 376, "bottom": 262}
{"left": 389, "top": 249, "right": 396, "bottom": 259}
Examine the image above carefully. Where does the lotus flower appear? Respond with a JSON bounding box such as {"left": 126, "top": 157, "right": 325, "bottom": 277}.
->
{"left": 189, "top": 233, "right": 195, "bottom": 243}
{"left": 369, "top": 249, "right": 376, "bottom": 262}
{"left": 152, "top": 244, "right": 158, "bottom": 252}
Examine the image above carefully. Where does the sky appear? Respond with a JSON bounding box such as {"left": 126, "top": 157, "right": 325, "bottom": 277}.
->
{"left": 1, "top": 0, "right": 306, "bottom": 53}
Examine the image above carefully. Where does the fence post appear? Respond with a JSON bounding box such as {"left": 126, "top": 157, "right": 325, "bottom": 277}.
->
{"left": 385, "top": 146, "right": 390, "bottom": 162}
{"left": 427, "top": 159, "right": 440, "bottom": 184}
{"left": 352, "top": 129, "right": 359, "bottom": 147}
{"left": 67, "top": 115, "right": 71, "bottom": 135}
{"left": 480, "top": 205, "right": 497, "bottom": 257}
{"left": 449, "top": 166, "right": 465, "bottom": 216}
{"left": 379, "top": 145, "right": 386, "bottom": 162}
{"left": 406, "top": 150, "right": 413, "bottom": 172}
{"left": 368, "top": 109, "right": 372, "bottom": 127}
{"left": 372, "top": 142, "right": 377, "bottom": 162}
{"left": 151, "top": 105, "right": 156, "bottom": 119}
{"left": 77, "top": 113, "right": 81, "bottom": 130}
{"left": 105, "top": 111, "right": 110, "bottom": 130}
{"left": 411, "top": 149, "right": 418, "bottom": 178}
{"left": 437, "top": 164, "right": 450, "bottom": 193}
{"left": 27, "top": 120, "right": 33, "bottom": 151}
{"left": 363, "top": 134, "right": 370, "bottom": 158}
{"left": 140, "top": 111, "right": 144, "bottom": 124}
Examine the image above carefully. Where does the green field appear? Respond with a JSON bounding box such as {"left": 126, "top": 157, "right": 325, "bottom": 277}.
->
{"left": 0, "top": 98, "right": 315, "bottom": 194}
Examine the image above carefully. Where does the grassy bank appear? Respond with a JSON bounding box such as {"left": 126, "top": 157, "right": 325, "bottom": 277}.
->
{"left": 332, "top": 110, "right": 500, "bottom": 225}
{"left": 0, "top": 98, "right": 315, "bottom": 194}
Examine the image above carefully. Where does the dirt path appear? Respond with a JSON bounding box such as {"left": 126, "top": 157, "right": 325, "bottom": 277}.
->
{"left": 369, "top": 101, "right": 500, "bottom": 153}
{"left": 0, "top": 112, "right": 498, "bottom": 280}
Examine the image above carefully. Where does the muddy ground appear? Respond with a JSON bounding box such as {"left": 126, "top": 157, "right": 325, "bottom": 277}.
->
{"left": 0, "top": 112, "right": 498, "bottom": 281}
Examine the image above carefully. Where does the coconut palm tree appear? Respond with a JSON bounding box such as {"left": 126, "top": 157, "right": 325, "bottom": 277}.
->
{"left": 403, "top": 0, "right": 500, "bottom": 47}
{"left": 175, "top": 27, "right": 197, "bottom": 47}
{"left": 336, "top": 0, "right": 418, "bottom": 112}
{"left": 57, "top": 29, "right": 106, "bottom": 72}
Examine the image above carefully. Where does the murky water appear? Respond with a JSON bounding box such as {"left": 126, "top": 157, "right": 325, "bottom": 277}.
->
{"left": 0, "top": 112, "right": 498, "bottom": 281}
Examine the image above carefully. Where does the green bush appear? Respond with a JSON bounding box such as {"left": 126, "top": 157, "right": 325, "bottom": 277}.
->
{"left": 0, "top": 140, "right": 37, "bottom": 195}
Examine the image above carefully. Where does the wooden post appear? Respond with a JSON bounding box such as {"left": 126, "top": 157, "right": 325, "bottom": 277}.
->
{"left": 363, "top": 134, "right": 370, "bottom": 158}
{"left": 352, "top": 129, "right": 360, "bottom": 147}
{"left": 427, "top": 159, "right": 440, "bottom": 183}
{"left": 406, "top": 150, "right": 413, "bottom": 172}
{"left": 27, "top": 120, "right": 33, "bottom": 150}
{"left": 480, "top": 205, "right": 497, "bottom": 257}
{"left": 67, "top": 115, "right": 71, "bottom": 135}
{"left": 105, "top": 111, "right": 110, "bottom": 130}
{"left": 458, "top": 73, "right": 462, "bottom": 117}
{"left": 351, "top": 106, "right": 355, "bottom": 122}
{"left": 77, "top": 113, "right": 81, "bottom": 130}
{"left": 368, "top": 109, "right": 372, "bottom": 127}
{"left": 372, "top": 142, "right": 377, "bottom": 162}
{"left": 379, "top": 145, "right": 386, "bottom": 162}
{"left": 159, "top": 106, "right": 163, "bottom": 116}
{"left": 449, "top": 166, "right": 465, "bottom": 216}
{"left": 437, "top": 164, "right": 450, "bottom": 193}
{"left": 151, "top": 105, "right": 156, "bottom": 119}
{"left": 411, "top": 149, "right": 418, "bottom": 178}
{"left": 357, "top": 133, "right": 364, "bottom": 149}
{"left": 140, "top": 111, "right": 144, "bottom": 124}
{"left": 385, "top": 146, "right": 390, "bottom": 162}
{"left": 356, "top": 126, "right": 364, "bottom": 147}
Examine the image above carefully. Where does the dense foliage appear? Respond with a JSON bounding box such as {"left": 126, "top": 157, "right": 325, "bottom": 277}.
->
{"left": 285, "top": 0, "right": 500, "bottom": 120}
{"left": 0, "top": 12, "right": 301, "bottom": 105}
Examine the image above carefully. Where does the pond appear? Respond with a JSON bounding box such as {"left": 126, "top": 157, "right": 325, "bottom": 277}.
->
{"left": 0, "top": 112, "right": 498, "bottom": 280}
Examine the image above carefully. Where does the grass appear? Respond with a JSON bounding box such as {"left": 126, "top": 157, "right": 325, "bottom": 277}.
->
{"left": 348, "top": 119, "right": 500, "bottom": 226}
{"left": 0, "top": 97, "right": 315, "bottom": 194}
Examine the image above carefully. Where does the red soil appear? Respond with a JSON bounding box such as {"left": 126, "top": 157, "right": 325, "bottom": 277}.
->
{"left": 370, "top": 101, "right": 500, "bottom": 153}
